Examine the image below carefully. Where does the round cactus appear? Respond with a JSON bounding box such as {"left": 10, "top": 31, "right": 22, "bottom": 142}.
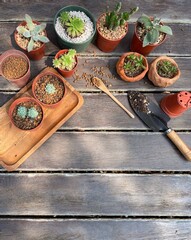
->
{"left": 27, "top": 107, "right": 39, "bottom": 119}
{"left": 45, "top": 83, "right": 56, "bottom": 94}
{"left": 17, "top": 106, "right": 27, "bottom": 119}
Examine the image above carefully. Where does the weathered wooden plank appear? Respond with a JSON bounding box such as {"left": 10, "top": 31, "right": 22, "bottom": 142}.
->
{"left": 1, "top": 93, "right": 191, "bottom": 130}
{"left": 0, "top": 55, "right": 191, "bottom": 91}
{"left": 0, "top": 219, "right": 191, "bottom": 240}
{"left": 1, "top": 0, "right": 191, "bottom": 22}
{"left": 1, "top": 173, "right": 191, "bottom": 216}
{"left": 0, "top": 22, "right": 190, "bottom": 56}
{"left": 0, "top": 131, "right": 189, "bottom": 171}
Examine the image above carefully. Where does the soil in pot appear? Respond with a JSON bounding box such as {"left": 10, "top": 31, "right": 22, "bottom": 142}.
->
{"left": 34, "top": 74, "right": 65, "bottom": 105}
{"left": 2, "top": 56, "right": 28, "bottom": 79}
{"left": 12, "top": 101, "right": 43, "bottom": 130}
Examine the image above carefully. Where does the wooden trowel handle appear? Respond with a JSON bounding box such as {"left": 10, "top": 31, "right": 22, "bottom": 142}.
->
{"left": 166, "top": 129, "right": 191, "bottom": 161}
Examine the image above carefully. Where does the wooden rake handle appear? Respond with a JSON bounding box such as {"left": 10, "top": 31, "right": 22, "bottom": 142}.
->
{"left": 166, "top": 129, "right": 191, "bottom": 161}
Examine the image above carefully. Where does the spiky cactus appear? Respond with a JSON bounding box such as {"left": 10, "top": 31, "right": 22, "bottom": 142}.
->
{"left": 16, "top": 14, "right": 49, "bottom": 52}
{"left": 17, "top": 106, "right": 27, "bottom": 119}
{"left": 105, "top": 2, "right": 139, "bottom": 30}
{"left": 45, "top": 83, "right": 56, "bottom": 94}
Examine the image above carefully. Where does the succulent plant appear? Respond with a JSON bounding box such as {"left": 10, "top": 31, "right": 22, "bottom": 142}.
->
{"left": 157, "top": 60, "right": 178, "bottom": 78}
{"left": 45, "top": 83, "right": 56, "bottom": 94}
{"left": 105, "top": 2, "right": 139, "bottom": 30}
{"left": 124, "top": 54, "right": 146, "bottom": 73}
{"left": 16, "top": 14, "right": 49, "bottom": 52}
{"left": 53, "top": 49, "right": 77, "bottom": 71}
{"left": 60, "top": 11, "right": 85, "bottom": 38}
{"left": 17, "top": 106, "right": 27, "bottom": 119}
{"left": 27, "top": 107, "right": 39, "bottom": 119}
{"left": 137, "top": 14, "right": 173, "bottom": 47}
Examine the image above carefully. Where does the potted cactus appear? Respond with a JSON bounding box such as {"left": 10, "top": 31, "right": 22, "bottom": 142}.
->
{"left": 14, "top": 14, "right": 49, "bottom": 60}
{"left": 130, "top": 14, "right": 173, "bottom": 56}
{"left": 148, "top": 55, "right": 181, "bottom": 87}
{"left": 32, "top": 71, "right": 66, "bottom": 108}
{"left": 53, "top": 49, "right": 78, "bottom": 78}
{"left": 116, "top": 52, "right": 148, "bottom": 82}
{"left": 96, "top": 2, "right": 138, "bottom": 52}
{"left": 0, "top": 49, "right": 30, "bottom": 88}
{"left": 54, "top": 5, "right": 96, "bottom": 52}
{"left": 9, "top": 97, "right": 44, "bottom": 130}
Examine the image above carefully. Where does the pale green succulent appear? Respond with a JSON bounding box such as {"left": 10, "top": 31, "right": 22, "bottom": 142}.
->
{"left": 27, "top": 107, "right": 39, "bottom": 119}
{"left": 60, "top": 11, "right": 85, "bottom": 38}
{"left": 16, "top": 14, "right": 49, "bottom": 52}
{"left": 17, "top": 106, "right": 27, "bottom": 119}
{"left": 45, "top": 83, "right": 56, "bottom": 94}
{"left": 53, "top": 49, "right": 77, "bottom": 71}
{"left": 137, "top": 14, "right": 173, "bottom": 47}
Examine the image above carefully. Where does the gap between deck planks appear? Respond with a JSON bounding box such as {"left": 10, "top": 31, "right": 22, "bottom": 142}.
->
{"left": 0, "top": 218, "right": 191, "bottom": 240}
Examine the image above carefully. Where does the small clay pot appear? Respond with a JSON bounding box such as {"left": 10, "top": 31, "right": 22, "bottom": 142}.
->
{"left": 96, "top": 14, "right": 128, "bottom": 52}
{"left": 130, "top": 20, "right": 167, "bottom": 56}
{"left": 0, "top": 49, "right": 30, "bottom": 88}
{"left": 54, "top": 49, "right": 78, "bottom": 78}
{"left": 32, "top": 71, "right": 66, "bottom": 108}
{"left": 160, "top": 91, "right": 191, "bottom": 117}
{"left": 9, "top": 97, "right": 44, "bottom": 131}
{"left": 116, "top": 52, "right": 149, "bottom": 82}
{"left": 148, "top": 56, "right": 181, "bottom": 87}
{"left": 14, "top": 20, "right": 47, "bottom": 60}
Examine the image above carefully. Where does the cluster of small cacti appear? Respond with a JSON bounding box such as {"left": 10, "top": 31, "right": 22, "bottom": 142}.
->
{"left": 17, "top": 106, "right": 39, "bottom": 119}
{"left": 45, "top": 83, "right": 56, "bottom": 94}
{"left": 156, "top": 60, "right": 178, "bottom": 78}
{"left": 16, "top": 14, "right": 49, "bottom": 52}
{"left": 60, "top": 11, "right": 85, "bottom": 38}
{"left": 105, "top": 2, "right": 139, "bottom": 30}
{"left": 53, "top": 49, "right": 77, "bottom": 71}
{"left": 137, "top": 14, "right": 173, "bottom": 47}
{"left": 124, "top": 54, "right": 146, "bottom": 72}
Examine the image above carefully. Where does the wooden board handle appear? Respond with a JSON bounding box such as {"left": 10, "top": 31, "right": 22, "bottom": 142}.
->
{"left": 166, "top": 129, "right": 191, "bottom": 161}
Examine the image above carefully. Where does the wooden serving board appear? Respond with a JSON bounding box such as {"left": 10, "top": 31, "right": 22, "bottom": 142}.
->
{"left": 0, "top": 67, "right": 84, "bottom": 171}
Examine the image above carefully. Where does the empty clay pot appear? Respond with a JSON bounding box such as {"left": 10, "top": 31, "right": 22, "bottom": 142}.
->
{"left": 160, "top": 91, "right": 191, "bottom": 117}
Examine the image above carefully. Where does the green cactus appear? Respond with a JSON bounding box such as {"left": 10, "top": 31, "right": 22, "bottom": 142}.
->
{"left": 16, "top": 14, "right": 49, "bottom": 52}
{"left": 124, "top": 54, "right": 146, "bottom": 73}
{"left": 27, "top": 107, "right": 39, "bottom": 119}
{"left": 53, "top": 49, "right": 77, "bottom": 71}
{"left": 157, "top": 60, "right": 178, "bottom": 78}
{"left": 59, "top": 11, "right": 85, "bottom": 38}
{"left": 105, "top": 2, "right": 139, "bottom": 30}
{"left": 45, "top": 83, "right": 56, "bottom": 94}
{"left": 17, "top": 106, "right": 27, "bottom": 119}
{"left": 137, "top": 14, "right": 173, "bottom": 47}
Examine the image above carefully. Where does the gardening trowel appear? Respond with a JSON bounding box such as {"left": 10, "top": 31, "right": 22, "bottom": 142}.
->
{"left": 128, "top": 91, "right": 191, "bottom": 161}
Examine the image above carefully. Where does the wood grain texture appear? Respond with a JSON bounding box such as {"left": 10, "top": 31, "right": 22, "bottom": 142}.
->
{"left": 1, "top": 173, "right": 191, "bottom": 216}
{"left": 0, "top": 219, "right": 191, "bottom": 240}
{"left": 1, "top": 0, "right": 191, "bottom": 22}
{"left": 0, "top": 22, "right": 190, "bottom": 56}
{"left": 1, "top": 93, "right": 191, "bottom": 130}
{"left": 0, "top": 131, "right": 190, "bottom": 171}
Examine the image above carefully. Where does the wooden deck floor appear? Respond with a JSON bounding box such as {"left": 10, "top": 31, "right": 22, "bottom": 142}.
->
{"left": 1, "top": 1, "right": 191, "bottom": 239}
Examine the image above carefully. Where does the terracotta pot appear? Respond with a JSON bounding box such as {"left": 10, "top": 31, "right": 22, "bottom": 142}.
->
{"left": 0, "top": 49, "right": 30, "bottom": 88}
{"left": 32, "top": 71, "right": 66, "bottom": 108}
{"left": 9, "top": 96, "right": 44, "bottom": 131}
{"left": 130, "top": 21, "right": 167, "bottom": 56}
{"left": 54, "top": 49, "right": 78, "bottom": 78}
{"left": 14, "top": 20, "right": 47, "bottom": 60}
{"left": 96, "top": 14, "right": 128, "bottom": 52}
{"left": 160, "top": 91, "right": 191, "bottom": 118}
{"left": 116, "top": 52, "right": 149, "bottom": 82}
{"left": 148, "top": 56, "right": 181, "bottom": 87}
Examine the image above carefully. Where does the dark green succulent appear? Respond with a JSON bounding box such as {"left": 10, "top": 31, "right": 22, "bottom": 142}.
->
{"left": 60, "top": 11, "right": 85, "bottom": 38}
{"left": 105, "top": 2, "right": 139, "bottom": 30}
{"left": 137, "top": 14, "right": 173, "bottom": 47}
